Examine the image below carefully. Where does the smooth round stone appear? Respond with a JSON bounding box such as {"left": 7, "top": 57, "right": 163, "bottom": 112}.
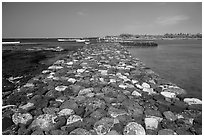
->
{"left": 142, "top": 82, "right": 151, "bottom": 89}
{"left": 67, "top": 78, "right": 77, "bottom": 84}
{"left": 12, "top": 113, "right": 33, "bottom": 125}
{"left": 69, "top": 128, "right": 91, "bottom": 135}
{"left": 161, "top": 92, "right": 176, "bottom": 98}
{"left": 184, "top": 98, "right": 202, "bottom": 105}
{"left": 158, "top": 129, "right": 177, "bottom": 135}
{"left": 55, "top": 86, "right": 68, "bottom": 92}
{"left": 123, "top": 122, "right": 146, "bottom": 135}
{"left": 145, "top": 117, "right": 159, "bottom": 130}
{"left": 163, "top": 111, "right": 177, "bottom": 121}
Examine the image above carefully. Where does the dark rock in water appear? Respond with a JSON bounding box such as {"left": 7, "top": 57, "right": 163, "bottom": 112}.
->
{"left": 2, "top": 117, "right": 14, "bottom": 131}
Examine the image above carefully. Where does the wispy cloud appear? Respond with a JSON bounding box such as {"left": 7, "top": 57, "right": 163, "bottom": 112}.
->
{"left": 155, "top": 15, "right": 189, "bottom": 25}
{"left": 77, "top": 11, "right": 86, "bottom": 16}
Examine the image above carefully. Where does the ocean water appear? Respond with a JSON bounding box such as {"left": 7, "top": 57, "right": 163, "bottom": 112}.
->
{"left": 127, "top": 40, "right": 202, "bottom": 99}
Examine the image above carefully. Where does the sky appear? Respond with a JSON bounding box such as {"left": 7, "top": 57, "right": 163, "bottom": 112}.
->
{"left": 2, "top": 2, "right": 202, "bottom": 38}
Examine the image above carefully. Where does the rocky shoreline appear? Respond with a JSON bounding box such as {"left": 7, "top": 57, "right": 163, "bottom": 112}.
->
{"left": 2, "top": 43, "right": 202, "bottom": 135}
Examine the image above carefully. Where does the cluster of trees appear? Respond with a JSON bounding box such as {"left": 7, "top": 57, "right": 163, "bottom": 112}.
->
{"left": 118, "top": 33, "right": 202, "bottom": 39}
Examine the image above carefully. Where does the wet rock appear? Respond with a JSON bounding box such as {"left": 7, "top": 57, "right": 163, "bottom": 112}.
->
{"left": 161, "top": 119, "right": 177, "bottom": 130}
{"left": 94, "top": 117, "right": 115, "bottom": 135}
{"left": 117, "top": 93, "right": 127, "bottom": 102}
{"left": 12, "top": 113, "right": 33, "bottom": 125}
{"left": 69, "top": 128, "right": 91, "bottom": 135}
{"left": 158, "top": 129, "right": 177, "bottom": 135}
{"left": 145, "top": 117, "right": 159, "bottom": 130}
{"left": 123, "top": 122, "right": 146, "bottom": 135}
{"left": 163, "top": 111, "right": 177, "bottom": 121}
{"left": 69, "top": 85, "right": 83, "bottom": 94}
{"left": 18, "top": 126, "right": 31, "bottom": 135}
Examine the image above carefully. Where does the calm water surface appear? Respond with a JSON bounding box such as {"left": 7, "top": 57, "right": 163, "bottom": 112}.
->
{"left": 128, "top": 40, "right": 202, "bottom": 99}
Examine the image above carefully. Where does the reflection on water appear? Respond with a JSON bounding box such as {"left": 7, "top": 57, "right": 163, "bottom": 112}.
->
{"left": 128, "top": 40, "right": 202, "bottom": 99}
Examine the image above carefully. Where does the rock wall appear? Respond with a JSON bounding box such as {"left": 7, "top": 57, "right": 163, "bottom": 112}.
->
{"left": 2, "top": 43, "right": 202, "bottom": 135}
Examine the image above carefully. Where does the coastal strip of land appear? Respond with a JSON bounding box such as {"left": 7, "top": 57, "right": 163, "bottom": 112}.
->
{"left": 2, "top": 43, "right": 202, "bottom": 135}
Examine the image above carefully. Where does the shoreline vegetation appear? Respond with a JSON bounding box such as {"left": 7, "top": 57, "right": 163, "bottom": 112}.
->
{"left": 2, "top": 42, "right": 202, "bottom": 135}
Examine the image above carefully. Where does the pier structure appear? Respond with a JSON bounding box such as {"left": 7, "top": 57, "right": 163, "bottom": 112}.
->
{"left": 2, "top": 43, "right": 202, "bottom": 135}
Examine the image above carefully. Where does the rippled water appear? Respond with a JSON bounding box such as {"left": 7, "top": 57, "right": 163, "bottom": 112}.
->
{"left": 128, "top": 40, "right": 202, "bottom": 99}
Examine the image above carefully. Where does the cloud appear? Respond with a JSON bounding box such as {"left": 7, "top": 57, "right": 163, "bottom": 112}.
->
{"left": 77, "top": 11, "right": 86, "bottom": 16}
{"left": 155, "top": 15, "right": 189, "bottom": 25}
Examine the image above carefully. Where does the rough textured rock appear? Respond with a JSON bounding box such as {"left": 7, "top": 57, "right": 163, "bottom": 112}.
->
{"left": 29, "top": 114, "right": 57, "bottom": 131}
{"left": 123, "top": 122, "right": 146, "bottom": 135}
{"left": 12, "top": 113, "right": 33, "bottom": 125}
{"left": 163, "top": 111, "right": 177, "bottom": 121}
{"left": 94, "top": 117, "right": 115, "bottom": 135}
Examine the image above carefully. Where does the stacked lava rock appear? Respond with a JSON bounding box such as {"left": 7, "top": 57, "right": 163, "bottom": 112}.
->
{"left": 3, "top": 43, "right": 202, "bottom": 135}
